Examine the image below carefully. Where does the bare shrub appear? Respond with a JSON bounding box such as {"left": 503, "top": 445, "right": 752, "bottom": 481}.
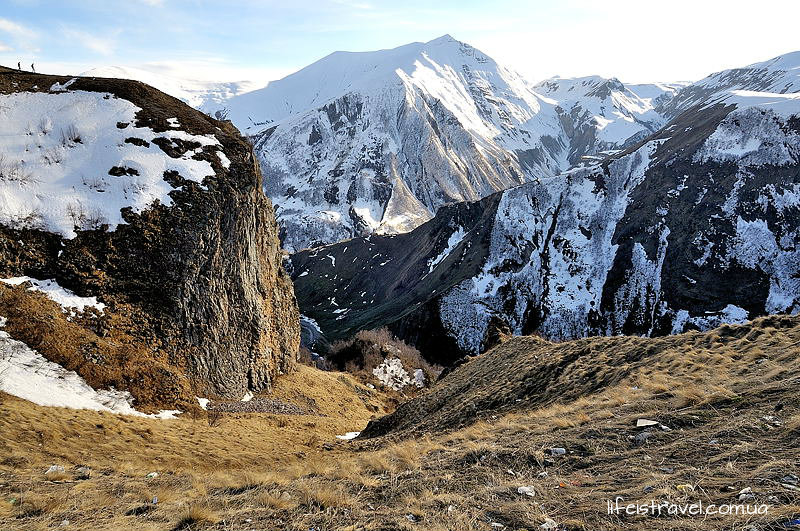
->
{"left": 82, "top": 208, "right": 108, "bottom": 231}
{"left": 0, "top": 155, "right": 36, "bottom": 184}
{"left": 297, "top": 345, "right": 329, "bottom": 370}
{"left": 38, "top": 117, "right": 53, "bottom": 135}
{"left": 65, "top": 201, "right": 87, "bottom": 229}
{"left": 81, "top": 175, "right": 106, "bottom": 191}
{"left": 41, "top": 147, "right": 63, "bottom": 165}
{"left": 206, "top": 409, "right": 223, "bottom": 428}
{"left": 329, "top": 327, "right": 441, "bottom": 388}
{"left": 59, "top": 124, "right": 82, "bottom": 146}
{"left": 7, "top": 209, "right": 45, "bottom": 230}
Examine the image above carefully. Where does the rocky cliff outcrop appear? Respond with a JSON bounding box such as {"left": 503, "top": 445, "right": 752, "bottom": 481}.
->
{"left": 0, "top": 66, "right": 299, "bottom": 408}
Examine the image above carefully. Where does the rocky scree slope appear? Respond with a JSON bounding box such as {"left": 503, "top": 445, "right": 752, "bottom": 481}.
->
{"left": 291, "top": 51, "right": 800, "bottom": 364}
{"left": 0, "top": 67, "right": 299, "bottom": 408}
{"left": 226, "top": 35, "right": 679, "bottom": 251}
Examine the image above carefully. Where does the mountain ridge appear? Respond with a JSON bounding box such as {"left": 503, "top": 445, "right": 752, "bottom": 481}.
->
{"left": 290, "top": 48, "right": 800, "bottom": 363}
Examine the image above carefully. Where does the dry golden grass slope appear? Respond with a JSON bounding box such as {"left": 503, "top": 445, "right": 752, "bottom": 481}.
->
{"left": 1, "top": 315, "right": 799, "bottom": 531}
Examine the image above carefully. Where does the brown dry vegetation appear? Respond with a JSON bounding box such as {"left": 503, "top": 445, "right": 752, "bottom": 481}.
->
{"left": 1, "top": 316, "right": 798, "bottom": 530}
{"left": 0, "top": 282, "right": 196, "bottom": 411}
{"left": 329, "top": 327, "right": 442, "bottom": 393}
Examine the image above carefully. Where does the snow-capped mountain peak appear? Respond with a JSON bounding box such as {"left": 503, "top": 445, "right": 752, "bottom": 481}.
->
{"left": 225, "top": 36, "right": 677, "bottom": 251}
{"left": 226, "top": 34, "right": 540, "bottom": 136}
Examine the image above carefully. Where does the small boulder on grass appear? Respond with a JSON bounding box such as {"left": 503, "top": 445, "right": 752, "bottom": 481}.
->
{"left": 45, "top": 465, "right": 65, "bottom": 475}
{"left": 44, "top": 465, "right": 70, "bottom": 481}
{"left": 517, "top": 486, "right": 535, "bottom": 497}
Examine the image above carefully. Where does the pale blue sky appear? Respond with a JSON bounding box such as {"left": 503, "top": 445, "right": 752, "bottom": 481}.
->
{"left": 1, "top": 0, "right": 799, "bottom": 85}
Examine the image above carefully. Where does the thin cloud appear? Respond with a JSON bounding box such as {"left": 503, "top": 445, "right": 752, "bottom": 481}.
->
{"left": 0, "top": 17, "right": 36, "bottom": 38}
{"left": 62, "top": 28, "right": 117, "bottom": 56}
{"left": 0, "top": 17, "right": 37, "bottom": 55}
{"left": 332, "top": 0, "right": 374, "bottom": 9}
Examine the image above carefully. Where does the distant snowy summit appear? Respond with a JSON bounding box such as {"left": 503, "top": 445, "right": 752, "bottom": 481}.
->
{"left": 79, "top": 65, "right": 260, "bottom": 113}
{"left": 221, "top": 34, "right": 683, "bottom": 251}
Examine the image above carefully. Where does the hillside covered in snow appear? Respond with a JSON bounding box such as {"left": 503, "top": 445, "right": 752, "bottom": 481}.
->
{"left": 79, "top": 66, "right": 260, "bottom": 112}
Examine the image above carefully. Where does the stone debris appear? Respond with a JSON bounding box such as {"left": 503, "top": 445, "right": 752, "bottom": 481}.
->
{"left": 781, "top": 474, "right": 798, "bottom": 485}
{"left": 540, "top": 518, "right": 558, "bottom": 530}
{"left": 738, "top": 487, "right": 755, "bottom": 501}
{"left": 517, "top": 486, "right": 536, "bottom": 497}
{"left": 633, "top": 431, "right": 652, "bottom": 446}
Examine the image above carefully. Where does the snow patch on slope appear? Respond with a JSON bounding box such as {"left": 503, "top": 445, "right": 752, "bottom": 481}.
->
{"left": 428, "top": 227, "right": 465, "bottom": 272}
{"left": 0, "top": 276, "right": 105, "bottom": 314}
{"left": 439, "top": 141, "right": 658, "bottom": 353}
{"left": 0, "top": 90, "right": 221, "bottom": 238}
{"left": 695, "top": 101, "right": 800, "bottom": 166}
{"left": 372, "top": 357, "right": 425, "bottom": 391}
{"left": 0, "top": 321, "right": 178, "bottom": 418}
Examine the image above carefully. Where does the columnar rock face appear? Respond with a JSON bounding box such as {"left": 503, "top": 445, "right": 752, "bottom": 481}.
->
{"left": 0, "top": 67, "right": 299, "bottom": 404}
{"left": 224, "top": 35, "right": 679, "bottom": 252}
{"left": 290, "top": 51, "right": 800, "bottom": 365}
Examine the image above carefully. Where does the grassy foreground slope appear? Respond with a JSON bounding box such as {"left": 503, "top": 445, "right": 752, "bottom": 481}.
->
{"left": 1, "top": 316, "right": 799, "bottom": 530}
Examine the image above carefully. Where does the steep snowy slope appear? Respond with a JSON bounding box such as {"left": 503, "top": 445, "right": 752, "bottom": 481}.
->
{"left": 80, "top": 66, "right": 260, "bottom": 111}
{"left": 227, "top": 35, "right": 673, "bottom": 251}
{"left": 662, "top": 51, "right": 800, "bottom": 117}
{"left": 0, "top": 86, "right": 223, "bottom": 237}
{"left": 290, "top": 51, "right": 800, "bottom": 363}
{"left": 531, "top": 76, "right": 682, "bottom": 164}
